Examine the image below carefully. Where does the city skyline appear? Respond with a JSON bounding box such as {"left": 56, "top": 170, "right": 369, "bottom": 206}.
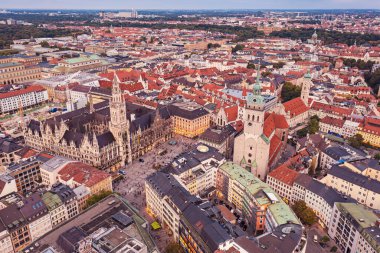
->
{"left": 1, "top": 0, "right": 380, "bottom": 10}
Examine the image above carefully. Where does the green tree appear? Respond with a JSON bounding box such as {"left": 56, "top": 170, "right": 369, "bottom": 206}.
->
{"left": 85, "top": 190, "right": 113, "bottom": 209}
{"left": 207, "top": 43, "right": 221, "bottom": 49}
{"left": 262, "top": 71, "right": 272, "bottom": 78}
{"left": 247, "top": 62, "right": 255, "bottom": 69}
{"left": 281, "top": 82, "right": 302, "bottom": 102}
{"left": 292, "top": 200, "right": 317, "bottom": 225}
{"left": 365, "top": 68, "right": 380, "bottom": 93}
{"left": 308, "top": 115, "right": 320, "bottom": 134}
{"left": 343, "top": 58, "right": 375, "bottom": 70}
{"left": 321, "top": 235, "right": 330, "bottom": 243}
{"left": 273, "top": 62, "right": 286, "bottom": 69}
{"left": 40, "top": 40, "right": 50, "bottom": 48}
{"left": 270, "top": 28, "right": 380, "bottom": 46}
{"left": 297, "top": 127, "right": 308, "bottom": 138}
{"left": 374, "top": 153, "right": 380, "bottom": 160}
{"left": 232, "top": 44, "right": 244, "bottom": 53}
{"left": 348, "top": 134, "right": 364, "bottom": 148}
{"left": 330, "top": 246, "right": 338, "bottom": 252}
{"left": 165, "top": 242, "right": 185, "bottom": 253}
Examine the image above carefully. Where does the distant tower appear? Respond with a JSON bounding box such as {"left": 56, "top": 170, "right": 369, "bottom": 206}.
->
{"left": 301, "top": 71, "right": 312, "bottom": 106}
{"left": 311, "top": 29, "right": 318, "bottom": 44}
{"left": 109, "top": 74, "right": 131, "bottom": 166}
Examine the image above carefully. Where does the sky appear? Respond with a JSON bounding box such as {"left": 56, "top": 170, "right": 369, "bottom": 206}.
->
{"left": 1, "top": 0, "right": 379, "bottom": 10}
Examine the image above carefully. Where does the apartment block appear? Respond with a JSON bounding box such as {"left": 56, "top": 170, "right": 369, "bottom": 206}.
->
{"left": 328, "top": 203, "right": 380, "bottom": 253}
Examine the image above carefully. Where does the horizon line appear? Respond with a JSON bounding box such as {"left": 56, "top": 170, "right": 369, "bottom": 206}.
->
{"left": 2, "top": 8, "right": 380, "bottom": 11}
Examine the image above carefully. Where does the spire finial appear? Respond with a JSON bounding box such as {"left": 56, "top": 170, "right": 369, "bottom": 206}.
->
{"left": 253, "top": 62, "right": 261, "bottom": 95}
{"left": 112, "top": 73, "right": 121, "bottom": 93}
{"left": 256, "top": 62, "right": 261, "bottom": 84}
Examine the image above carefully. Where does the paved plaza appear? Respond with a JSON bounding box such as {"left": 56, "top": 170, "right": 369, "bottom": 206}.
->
{"left": 113, "top": 135, "right": 197, "bottom": 251}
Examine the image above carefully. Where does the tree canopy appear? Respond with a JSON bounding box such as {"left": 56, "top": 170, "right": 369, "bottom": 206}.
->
{"left": 0, "top": 24, "right": 86, "bottom": 49}
{"left": 292, "top": 200, "right": 317, "bottom": 225}
{"left": 85, "top": 190, "right": 113, "bottom": 209}
{"left": 342, "top": 58, "right": 375, "bottom": 70}
{"left": 165, "top": 242, "right": 185, "bottom": 253}
{"left": 270, "top": 28, "right": 380, "bottom": 46}
{"left": 348, "top": 134, "right": 364, "bottom": 148}
{"left": 365, "top": 68, "right": 380, "bottom": 93}
{"left": 232, "top": 44, "right": 245, "bottom": 53}
{"left": 308, "top": 115, "right": 320, "bottom": 135}
{"left": 281, "top": 82, "right": 301, "bottom": 102}
{"left": 273, "top": 62, "right": 286, "bottom": 69}
{"left": 207, "top": 43, "right": 221, "bottom": 49}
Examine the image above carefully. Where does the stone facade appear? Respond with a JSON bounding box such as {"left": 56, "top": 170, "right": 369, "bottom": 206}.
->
{"left": 24, "top": 76, "right": 172, "bottom": 170}
{"left": 233, "top": 70, "right": 287, "bottom": 180}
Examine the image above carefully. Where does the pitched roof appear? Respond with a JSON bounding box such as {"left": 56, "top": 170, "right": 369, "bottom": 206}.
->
{"left": 0, "top": 85, "right": 45, "bottom": 100}
{"left": 311, "top": 101, "right": 353, "bottom": 117}
{"left": 283, "top": 97, "right": 309, "bottom": 118}
{"left": 268, "top": 165, "right": 299, "bottom": 186}
{"left": 320, "top": 116, "right": 345, "bottom": 128}
{"left": 224, "top": 105, "right": 238, "bottom": 122}
{"left": 58, "top": 162, "right": 111, "bottom": 188}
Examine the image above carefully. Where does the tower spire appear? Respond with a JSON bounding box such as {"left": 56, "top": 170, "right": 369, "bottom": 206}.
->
{"left": 112, "top": 73, "right": 121, "bottom": 94}
{"left": 18, "top": 98, "right": 25, "bottom": 130}
{"left": 89, "top": 93, "right": 95, "bottom": 113}
{"left": 253, "top": 63, "right": 261, "bottom": 95}
{"left": 301, "top": 69, "right": 312, "bottom": 106}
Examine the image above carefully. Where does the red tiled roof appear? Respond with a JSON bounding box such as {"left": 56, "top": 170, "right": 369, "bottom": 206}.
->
{"left": 311, "top": 101, "right": 353, "bottom": 117}
{"left": 283, "top": 97, "right": 309, "bottom": 118}
{"left": 273, "top": 113, "right": 289, "bottom": 129}
{"left": 263, "top": 113, "right": 276, "bottom": 139}
{"left": 268, "top": 165, "right": 299, "bottom": 186}
{"left": 224, "top": 105, "right": 238, "bottom": 122}
{"left": 58, "top": 162, "right": 111, "bottom": 188}
{"left": 320, "top": 116, "right": 345, "bottom": 128}
{"left": 0, "top": 85, "right": 45, "bottom": 100}
{"left": 360, "top": 124, "right": 380, "bottom": 135}
{"left": 269, "top": 135, "right": 282, "bottom": 166}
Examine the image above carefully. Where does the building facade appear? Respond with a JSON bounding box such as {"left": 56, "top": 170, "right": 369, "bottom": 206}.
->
{"left": 25, "top": 76, "right": 172, "bottom": 170}
{"left": 321, "top": 164, "right": 380, "bottom": 210}
{"left": 170, "top": 102, "right": 211, "bottom": 138}
{"left": 0, "top": 85, "right": 48, "bottom": 115}
{"left": 328, "top": 203, "right": 380, "bottom": 253}
{"left": 0, "top": 61, "right": 41, "bottom": 85}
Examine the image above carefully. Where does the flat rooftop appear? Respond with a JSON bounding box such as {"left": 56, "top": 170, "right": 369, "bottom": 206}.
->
{"left": 27, "top": 194, "right": 158, "bottom": 253}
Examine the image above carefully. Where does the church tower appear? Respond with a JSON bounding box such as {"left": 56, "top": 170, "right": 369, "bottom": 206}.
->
{"left": 301, "top": 71, "right": 312, "bottom": 106}
{"left": 233, "top": 64, "right": 270, "bottom": 180}
{"left": 244, "top": 65, "right": 265, "bottom": 136}
{"left": 109, "top": 74, "right": 131, "bottom": 166}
